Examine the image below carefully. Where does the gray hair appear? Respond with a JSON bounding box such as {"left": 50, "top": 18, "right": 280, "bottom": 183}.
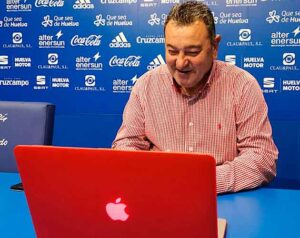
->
{"left": 164, "top": 1, "right": 216, "bottom": 43}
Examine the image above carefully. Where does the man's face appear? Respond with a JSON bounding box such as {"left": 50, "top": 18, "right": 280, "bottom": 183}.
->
{"left": 165, "top": 20, "right": 219, "bottom": 95}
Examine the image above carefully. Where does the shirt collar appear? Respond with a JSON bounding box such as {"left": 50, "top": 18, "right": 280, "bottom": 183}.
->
{"left": 168, "top": 60, "right": 216, "bottom": 98}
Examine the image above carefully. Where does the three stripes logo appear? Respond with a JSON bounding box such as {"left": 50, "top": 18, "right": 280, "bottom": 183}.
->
{"left": 109, "top": 32, "right": 131, "bottom": 48}
{"left": 73, "top": 0, "right": 94, "bottom": 9}
{"left": 147, "top": 54, "right": 165, "bottom": 70}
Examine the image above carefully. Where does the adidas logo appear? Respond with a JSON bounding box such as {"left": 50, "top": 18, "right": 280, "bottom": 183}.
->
{"left": 109, "top": 32, "right": 131, "bottom": 48}
{"left": 147, "top": 54, "right": 165, "bottom": 70}
{"left": 73, "top": 0, "right": 94, "bottom": 9}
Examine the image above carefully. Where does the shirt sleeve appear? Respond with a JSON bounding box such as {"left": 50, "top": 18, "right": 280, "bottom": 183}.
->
{"left": 216, "top": 76, "right": 278, "bottom": 194}
{"left": 112, "top": 82, "right": 151, "bottom": 150}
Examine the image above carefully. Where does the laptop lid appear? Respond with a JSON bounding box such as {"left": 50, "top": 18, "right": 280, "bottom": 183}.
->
{"left": 15, "top": 145, "right": 218, "bottom": 238}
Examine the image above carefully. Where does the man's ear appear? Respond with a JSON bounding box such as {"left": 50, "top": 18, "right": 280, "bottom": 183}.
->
{"left": 212, "top": 34, "right": 221, "bottom": 59}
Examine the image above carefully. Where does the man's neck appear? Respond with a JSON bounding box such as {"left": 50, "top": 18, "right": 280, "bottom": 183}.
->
{"left": 179, "top": 65, "right": 213, "bottom": 97}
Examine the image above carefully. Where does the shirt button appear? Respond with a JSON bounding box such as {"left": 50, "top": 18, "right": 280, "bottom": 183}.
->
{"left": 189, "top": 122, "right": 194, "bottom": 126}
{"left": 188, "top": 146, "right": 193, "bottom": 152}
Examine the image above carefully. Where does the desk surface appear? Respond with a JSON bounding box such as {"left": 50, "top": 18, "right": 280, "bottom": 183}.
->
{"left": 1, "top": 173, "right": 299, "bottom": 238}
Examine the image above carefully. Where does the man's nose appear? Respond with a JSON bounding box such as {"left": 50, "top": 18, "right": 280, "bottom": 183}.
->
{"left": 176, "top": 53, "right": 188, "bottom": 69}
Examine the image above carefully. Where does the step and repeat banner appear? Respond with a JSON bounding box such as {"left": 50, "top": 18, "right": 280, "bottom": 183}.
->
{"left": 0, "top": 0, "right": 299, "bottom": 117}
{"left": 0, "top": 0, "right": 300, "bottom": 179}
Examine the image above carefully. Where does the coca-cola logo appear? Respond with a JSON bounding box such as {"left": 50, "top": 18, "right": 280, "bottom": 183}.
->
{"left": 35, "top": 0, "right": 64, "bottom": 7}
{"left": 71, "top": 35, "right": 102, "bottom": 46}
{"left": 109, "top": 55, "right": 141, "bottom": 67}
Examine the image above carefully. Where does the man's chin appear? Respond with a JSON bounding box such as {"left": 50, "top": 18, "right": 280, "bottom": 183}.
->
{"left": 174, "top": 72, "right": 192, "bottom": 81}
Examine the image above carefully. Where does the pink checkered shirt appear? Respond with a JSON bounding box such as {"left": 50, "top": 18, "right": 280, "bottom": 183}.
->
{"left": 112, "top": 60, "right": 278, "bottom": 194}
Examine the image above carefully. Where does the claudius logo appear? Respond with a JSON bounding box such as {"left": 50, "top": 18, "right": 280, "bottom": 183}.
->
{"left": 109, "top": 32, "right": 131, "bottom": 48}
{"left": 71, "top": 35, "right": 101, "bottom": 46}
{"left": 75, "top": 75, "right": 105, "bottom": 92}
{"left": 37, "top": 53, "right": 67, "bottom": 70}
{"left": 227, "top": 28, "right": 262, "bottom": 47}
{"left": 12, "top": 32, "right": 22, "bottom": 43}
{"left": 270, "top": 53, "right": 299, "bottom": 71}
{"left": 48, "top": 53, "right": 58, "bottom": 65}
{"left": 3, "top": 32, "right": 32, "bottom": 50}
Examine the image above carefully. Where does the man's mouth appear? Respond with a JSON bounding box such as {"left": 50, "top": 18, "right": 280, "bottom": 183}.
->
{"left": 177, "top": 69, "right": 191, "bottom": 74}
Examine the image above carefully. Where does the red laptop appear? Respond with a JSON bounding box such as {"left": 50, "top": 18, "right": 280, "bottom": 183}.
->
{"left": 15, "top": 145, "right": 225, "bottom": 238}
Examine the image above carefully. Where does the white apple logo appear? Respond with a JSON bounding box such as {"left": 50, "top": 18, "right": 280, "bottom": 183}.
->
{"left": 105, "top": 197, "right": 129, "bottom": 221}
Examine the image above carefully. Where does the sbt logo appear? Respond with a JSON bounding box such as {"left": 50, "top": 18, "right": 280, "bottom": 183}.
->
{"left": 36, "top": 75, "right": 46, "bottom": 85}
{"left": 85, "top": 75, "right": 96, "bottom": 86}
{"left": 225, "top": 55, "right": 236, "bottom": 65}
{"left": 262, "top": 77, "right": 278, "bottom": 94}
{"left": 263, "top": 78, "right": 275, "bottom": 89}
{"left": 283, "top": 53, "right": 295, "bottom": 66}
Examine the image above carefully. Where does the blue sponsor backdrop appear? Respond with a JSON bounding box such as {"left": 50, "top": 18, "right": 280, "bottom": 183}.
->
{"left": 0, "top": 0, "right": 300, "bottom": 185}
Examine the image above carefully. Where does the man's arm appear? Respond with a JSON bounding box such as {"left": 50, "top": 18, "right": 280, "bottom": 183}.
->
{"left": 112, "top": 86, "right": 151, "bottom": 150}
{"left": 216, "top": 78, "right": 278, "bottom": 193}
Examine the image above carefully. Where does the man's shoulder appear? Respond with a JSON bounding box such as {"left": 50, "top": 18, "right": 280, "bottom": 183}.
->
{"left": 214, "top": 60, "right": 262, "bottom": 98}
{"left": 215, "top": 60, "right": 247, "bottom": 74}
{"left": 131, "top": 64, "right": 171, "bottom": 96}
{"left": 135, "top": 64, "right": 170, "bottom": 86}
{"left": 215, "top": 60, "right": 257, "bottom": 84}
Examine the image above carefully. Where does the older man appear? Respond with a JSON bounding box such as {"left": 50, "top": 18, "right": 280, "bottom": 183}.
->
{"left": 112, "top": 1, "right": 278, "bottom": 194}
